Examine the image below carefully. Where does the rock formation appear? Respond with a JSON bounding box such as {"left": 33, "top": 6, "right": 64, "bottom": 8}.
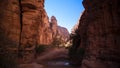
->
{"left": 38, "top": 15, "right": 69, "bottom": 45}
{"left": 0, "top": 0, "right": 46, "bottom": 63}
{"left": 0, "top": 0, "right": 20, "bottom": 48}
{"left": 38, "top": 15, "right": 57, "bottom": 45}
{"left": 0, "top": 0, "right": 21, "bottom": 66}
{"left": 19, "top": 0, "right": 47, "bottom": 62}
{"left": 49, "top": 16, "right": 69, "bottom": 44}
{"left": 71, "top": 21, "right": 79, "bottom": 34}
{"left": 50, "top": 16, "right": 58, "bottom": 38}
{"left": 71, "top": 0, "right": 120, "bottom": 68}
{"left": 20, "top": 0, "right": 43, "bottom": 48}
{"left": 0, "top": 0, "right": 69, "bottom": 63}
{"left": 57, "top": 26, "right": 69, "bottom": 42}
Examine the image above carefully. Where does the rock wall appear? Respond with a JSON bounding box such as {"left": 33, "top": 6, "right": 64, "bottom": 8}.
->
{"left": 0, "top": 0, "right": 22, "bottom": 65}
{"left": 38, "top": 15, "right": 57, "bottom": 45}
{"left": 57, "top": 26, "right": 69, "bottom": 41}
{"left": 50, "top": 16, "right": 58, "bottom": 38}
{"left": 0, "top": 0, "right": 20, "bottom": 48}
{"left": 38, "top": 15, "right": 69, "bottom": 45}
{"left": 20, "top": 0, "right": 48, "bottom": 47}
{"left": 18, "top": 0, "right": 47, "bottom": 62}
{"left": 50, "top": 16, "right": 69, "bottom": 43}
{"left": 77, "top": 0, "right": 120, "bottom": 68}
{"left": 0, "top": 0, "right": 47, "bottom": 63}
{"left": 0, "top": 0, "right": 69, "bottom": 63}
{"left": 71, "top": 21, "right": 80, "bottom": 34}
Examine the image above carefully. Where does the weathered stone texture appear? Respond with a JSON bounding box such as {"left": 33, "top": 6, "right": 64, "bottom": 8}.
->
{"left": 0, "top": 0, "right": 20, "bottom": 47}
{"left": 77, "top": 0, "right": 120, "bottom": 68}
{"left": 38, "top": 11, "right": 53, "bottom": 45}
{"left": 57, "top": 26, "right": 69, "bottom": 41}
{"left": 50, "top": 16, "right": 58, "bottom": 38}
{"left": 0, "top": 0, "right": 69, "bottom": 63}
{"left": 20, "top": 0, "right": 44, "bottom": 48}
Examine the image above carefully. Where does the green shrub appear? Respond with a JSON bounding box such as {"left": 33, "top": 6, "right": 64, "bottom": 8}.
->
{"left": 35, "top": 44, "right": 46, "bottom": 54}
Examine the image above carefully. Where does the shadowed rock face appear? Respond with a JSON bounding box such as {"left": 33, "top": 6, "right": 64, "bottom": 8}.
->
{"left": 76, "top": 0, "right": 120, "bottom": 68}
{"left": 0, "top": 0, "right": 21, "bottom": 66}
{"left": 0, "top": 0, "right": 20, "bottom": 47}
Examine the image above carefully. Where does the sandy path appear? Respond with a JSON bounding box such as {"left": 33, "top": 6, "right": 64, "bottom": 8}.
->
{"left": 37, "top": 48, "right": 68, "bottom": 62}
{"left": 19, "top": 48, "right": 71, "bottom": 68}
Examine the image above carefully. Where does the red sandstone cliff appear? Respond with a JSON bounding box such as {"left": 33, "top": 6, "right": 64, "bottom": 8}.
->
{"left": 0, "top": 0, "right": 20, "bottom": 48}
{"left": 0, "top": 0, "right": 69, "bottom": 47}
{"left": 38, "top": 15, "right": 69, "bottom": 45}
{"left": 0, "top": 0, "right": 47, "bottom": 63}
{"left": 76, "top": 0, "right": 120, "bottom": 68}
{"left": 20, "top": 0, "right": 44, "bottom": 49}
{"left": 0, "top": 0, "right": 69, "bottom": 63}
{"left": 57, "top": 26, "right": 69, "bottom": 42}
{"left": 50, "top": 16, "right": 69, "bottom": 43}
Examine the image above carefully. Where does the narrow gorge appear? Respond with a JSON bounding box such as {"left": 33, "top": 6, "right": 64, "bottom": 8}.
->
{"left": 0, "top": 0, "right": 120, "bottom": 68}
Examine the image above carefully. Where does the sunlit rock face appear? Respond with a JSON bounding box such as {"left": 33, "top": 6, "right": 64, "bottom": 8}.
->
{"left": 21, "top": 0, "right": 46, "bottom": 48}
{"left": 19, "top": 0, "right": 46, "bottom": 62}
{"left": 50, "top": 16, "right": 69, "bottom": 43}
{"left": 38, "top": 15, "right": 69, "bottom": 45}
{"left": 50, "top": 16, "right": 58, "bottom": 38}
{"left": 71, "top": 21, "right": 79, "bottom": 34}
{"left": 20, "top": 0, "right": 62, "bottom": 49}
{"left": 57, "top": 26, "right": 69, "bottom": 42}
{"left": 0, "top": 0, "right": 20, "bottom": 47}
{"left": 38, "top": 14, "right": 53, "bottom": 45}
{"left": 0, "top": 0, "right": 69, "bottom": 47}
{"left": 77, "top": 0, "right": 120, "bottom": 68}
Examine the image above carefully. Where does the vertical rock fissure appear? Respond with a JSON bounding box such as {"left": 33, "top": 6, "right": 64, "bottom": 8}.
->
{"left": 18, "top": 0, "right": 23, "bottom": 58}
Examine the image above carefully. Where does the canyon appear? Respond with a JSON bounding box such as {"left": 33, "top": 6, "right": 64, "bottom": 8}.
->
{"left": 0, "top": 0, "right": 69, "bottom": 63}
{"left": 0, "top": 0, "right": 120, "bottom": 68}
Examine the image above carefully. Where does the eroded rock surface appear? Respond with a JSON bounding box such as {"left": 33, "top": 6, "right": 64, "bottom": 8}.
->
{"left": 0, "top": 0, "right": 20, "bottom": 48}
{"left": 76, "top": 0, "right": 120, "bottom": 68}
{"left": 57, "top": 26, "right": 69, "bottom": 42}
{"left": 0, "top": 0, "right": 69, "bottom": 63}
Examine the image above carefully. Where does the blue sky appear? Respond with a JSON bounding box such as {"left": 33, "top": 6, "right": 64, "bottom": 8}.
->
{"left": 45, "top": 0, "right": 84, "bottom": 33}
